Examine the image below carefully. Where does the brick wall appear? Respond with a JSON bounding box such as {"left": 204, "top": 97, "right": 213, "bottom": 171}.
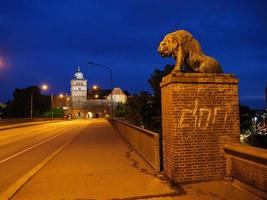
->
{"left": 160, "top": 73, "right": 240, "bottom": 183}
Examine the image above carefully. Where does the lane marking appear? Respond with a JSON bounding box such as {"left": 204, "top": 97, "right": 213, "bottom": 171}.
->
{"left": 0, "top": 126, "right": 77, "bottom": 165}
{"left": 0, "top": 125, "right": 69, "bottom": 143}
{"left": 0, "top": 120, "right": 65, "bottom": 131}
{"left": 0, "top": 126, "right": 84, "bottom": 200}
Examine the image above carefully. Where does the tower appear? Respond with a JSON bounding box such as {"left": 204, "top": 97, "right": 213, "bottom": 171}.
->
{"left": 71, "top": 66, "right": 87, "bottom": 103}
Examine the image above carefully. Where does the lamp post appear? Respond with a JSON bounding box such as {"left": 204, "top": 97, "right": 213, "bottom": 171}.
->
{"left": 252, "top": 116, "right": 258, "bottom": 134}
{"left": 30, "top": 84, "right": 48, "bottom": 121}
{"left": 30, "top": 90, "right": 33, "bottom": 121}
{"left": 51, "top": 94, "right": 54, "bottom": 118}
{"left": 91, "top": 85, "right": 98, "bottom": 99}
{"left": 40, "top": 84, "right": 54, "bottom": 118}
{"left": 87, "top": 61, "right": 114, "bottom": 118}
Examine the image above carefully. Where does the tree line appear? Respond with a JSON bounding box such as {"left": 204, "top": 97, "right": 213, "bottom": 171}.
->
{"left": 1, "top": 86, "right": 52, "bottom": 118}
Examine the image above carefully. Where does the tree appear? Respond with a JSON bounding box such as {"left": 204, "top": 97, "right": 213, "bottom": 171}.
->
{"left": 43, "top": 107, "right": 64, "bottom": 118}
{"left": 115, "top": 102, "right": 126, "bottom": 118}
{"left": 0, "top": 103, "right": 7, "bottom": 118}
{"left": 239, "top": 104, "right": 256, "bottom": 134}
{"left": 5, "top": 86, "right": 51, "bottom": 118}
{"left": 125, "top": 91, "right": 152, "bottom": 127}
{"left": 122, "top": 64, "right": 174, "bottom": 133}
{"left": 148, "top": 64, "right": 174, "bottom": 102}
{"left": 145, "top": 64, "right": 175, "bottom": 132}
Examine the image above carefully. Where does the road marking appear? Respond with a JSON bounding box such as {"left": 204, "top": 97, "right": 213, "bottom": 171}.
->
{"left": 0, "top": 120, "right": 64, "bottom": 131}
{"left": 0, "top": 126, "right": 82, "bottom": 200}
{"left": 0, "top": 124, "right": 67, "bottom": 142}
{"left": 0, "top": 126, "right": 76, "bottom": 165}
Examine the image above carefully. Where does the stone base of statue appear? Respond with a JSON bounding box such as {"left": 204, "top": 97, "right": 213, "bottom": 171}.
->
{"left": 160, "top": 72, "right": 240, "bottom": 183}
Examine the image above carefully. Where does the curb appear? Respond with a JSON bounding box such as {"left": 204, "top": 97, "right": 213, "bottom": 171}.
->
{"left": 0, "top": 120, "right": 64, "bottom": 131}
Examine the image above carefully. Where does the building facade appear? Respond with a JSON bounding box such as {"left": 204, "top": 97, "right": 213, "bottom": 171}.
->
{"left": 67, "top": 66, "right": 127, "bottom": 119}
{"left": 71, "top": 66, "right": 87, "bottom": 103}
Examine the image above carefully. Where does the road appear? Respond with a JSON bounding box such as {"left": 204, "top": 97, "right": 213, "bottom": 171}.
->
{"left": 0, "top": 120, "right": 90, "bottom": 196}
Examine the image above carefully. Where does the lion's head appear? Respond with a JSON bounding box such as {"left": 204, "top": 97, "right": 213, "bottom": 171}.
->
{"left": 158, "top": 30, "right": 193, "bottom": 58}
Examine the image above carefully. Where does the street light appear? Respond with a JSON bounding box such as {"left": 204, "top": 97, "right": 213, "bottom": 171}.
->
{"left": 30, "top": 84, "right": 48, "bottom": 121}
{"left": 93, "top": 85, "right": 98, "bottom": 90}
{"left": 87, "top": 61, "right": 114, "bottom": 118}
{"left": 41, "top": 84, "right": 48, "bottom": 90}
{"left": 252, "top": 116, "right": 258, "bottom": 133}
{"left": 90, "top": 84, "right": 98, "bottom": 99}
{"left": 39, "top": 84, "right": 54, "bottom": 118}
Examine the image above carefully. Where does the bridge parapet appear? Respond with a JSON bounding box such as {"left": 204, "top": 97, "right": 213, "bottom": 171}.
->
{"left": 108, "top": 118, "right": 160, "bottom": 172}
{"left": 224, "top": 143, "right": 267, "bottom": 198}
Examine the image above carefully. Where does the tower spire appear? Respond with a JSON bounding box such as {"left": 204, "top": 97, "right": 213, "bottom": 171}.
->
{"left": 77, "top": 65, "right": 80, "bottom": 72}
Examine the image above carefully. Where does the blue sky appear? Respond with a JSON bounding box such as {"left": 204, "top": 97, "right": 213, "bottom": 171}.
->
{"left": 0, "top": 0, "right": 266, "bottom": 109}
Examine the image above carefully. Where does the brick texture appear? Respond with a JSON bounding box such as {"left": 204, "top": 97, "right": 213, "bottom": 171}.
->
{"left": 160, "top": 73, "right": 240, "bottom": 183}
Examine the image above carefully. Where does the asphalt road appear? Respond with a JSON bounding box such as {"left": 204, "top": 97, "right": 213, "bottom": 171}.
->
{"left": 0, "top": 120, "right": 90, "bottom": 195}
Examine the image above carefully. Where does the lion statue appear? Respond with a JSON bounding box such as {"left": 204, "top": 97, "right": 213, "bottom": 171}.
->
{"left": 158, "top": 30, "right": 223, "bottom": 73}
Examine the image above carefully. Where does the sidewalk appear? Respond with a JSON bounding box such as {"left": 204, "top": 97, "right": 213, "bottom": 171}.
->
{"left": 12, "top": 119, "right": 176, "bottom": 199}
{"left": 12, "top": 119, "right": 262, "bottom": 200}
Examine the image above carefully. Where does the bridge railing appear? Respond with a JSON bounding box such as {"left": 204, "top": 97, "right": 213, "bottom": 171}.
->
{"left": 224, "top": 143, "right": 267, "bottom": 198}
{"left": 108, "top": 118, "right": 160, "bottom": 172}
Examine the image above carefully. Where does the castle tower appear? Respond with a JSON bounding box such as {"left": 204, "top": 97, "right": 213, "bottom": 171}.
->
{"left": 71, "top": 66, "right": 87, "bottom": 103}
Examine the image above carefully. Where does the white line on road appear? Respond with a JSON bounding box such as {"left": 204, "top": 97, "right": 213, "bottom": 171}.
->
{"left": 0, "top": 126, "right": 76, "bottom": 165}
{"left": 0, "top": 126, "right": 82, "bottom": 200}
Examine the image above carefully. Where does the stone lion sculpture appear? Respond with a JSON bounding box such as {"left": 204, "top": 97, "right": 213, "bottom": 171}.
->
{"left": 158, "top": 30, "right": 223, "bottom": 73}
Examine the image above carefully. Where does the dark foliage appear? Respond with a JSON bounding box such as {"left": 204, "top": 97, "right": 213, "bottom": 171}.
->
{"left": 125, "top": 91, "right": 160, "bottom": 132}
{"left": 239, "top": 104, "right": 256, "bottom": 134}
{"left": 148, "top": 64, "right": 174, "bottom": 102}
{"left": 5, "top": 86, "right": 51, "bottom": 118}
{"left": 124, "top": 64, "right": 174, "bottom": 133}
{"left": 115, "top": 102, "right": 126, "bottom": 118}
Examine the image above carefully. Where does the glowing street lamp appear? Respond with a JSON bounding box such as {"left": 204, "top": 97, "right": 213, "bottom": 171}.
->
{"left": 30, "top": 84, "right": 49, "bottom": 121}
{"left": 40, "top": 84, "right": 54, "bottom": 118}
{"left": 41, "top": 84, "right": 48, "bottom": 90}
{"left": 94, "top": 94, "right": 99, "bottom": 98}
{"left": 0, "top": 58, "right": 4, "bottom": 68}
{"left": 252, "top": 116, "right": 258, "bottom": 133}
{"left": 90, "top": 85, "right": 98, "bottom": 99}
{"left": 59, "top": 93, "right": 64, "bottom": 98}
{"left": 88, "top": 61, "right": 114, "bottom": 118}
{"left": 93, "top": 85, "right": 98, "bottom": 90}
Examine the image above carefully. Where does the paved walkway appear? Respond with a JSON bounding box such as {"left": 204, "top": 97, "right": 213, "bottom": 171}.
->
{"left": 12, "top": 119, "right": 262, "bottom": 199}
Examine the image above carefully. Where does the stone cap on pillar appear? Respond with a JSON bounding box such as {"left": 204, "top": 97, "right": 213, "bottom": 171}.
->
{"left": 160, "top": 73, "right": 239, "bottom": 88}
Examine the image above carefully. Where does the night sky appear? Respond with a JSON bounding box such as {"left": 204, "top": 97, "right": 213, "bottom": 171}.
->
{"left": 0, "top": 0, "right": 266, "bottom": 109}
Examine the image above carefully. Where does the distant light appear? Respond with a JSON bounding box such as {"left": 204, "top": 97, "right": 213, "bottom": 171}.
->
{"left": 93, "top": 85, "right": 98, "bottom": 90}
{"left": 59, "top": 93, "right": 64, "bottom": 98}
{"left": 41, "top": 84, "right": 48, "bottom": 90}
{"left": 252, "top": 116, "right": 258, "bottom": 123}
{"left": 0, "top": 58, "right": 5, "bottom": 69}
{"left": 0, "top": 58, "right": 3, "bottom": 67}
{"left": 95, "top": 94, "right": 99, "bottom": 98}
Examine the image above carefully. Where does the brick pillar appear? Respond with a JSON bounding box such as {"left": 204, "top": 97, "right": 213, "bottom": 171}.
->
{"left": 160, "top": 73, "right": 240, "bottom": 183}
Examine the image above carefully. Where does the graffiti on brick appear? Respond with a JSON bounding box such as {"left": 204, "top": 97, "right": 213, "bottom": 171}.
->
{"left": 178, "top": 99, "right": 234, "bottom": 129}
